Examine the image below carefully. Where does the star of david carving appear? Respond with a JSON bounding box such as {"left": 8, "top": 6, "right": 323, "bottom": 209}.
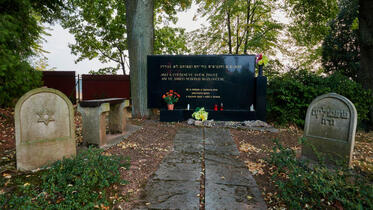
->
{"left": 36, "top": 110, "right": 55, "bottom": 126}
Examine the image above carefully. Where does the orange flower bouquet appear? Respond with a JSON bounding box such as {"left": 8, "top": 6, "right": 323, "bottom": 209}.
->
{"left": 162, "top": 90, "right": 180, "bottom": 105}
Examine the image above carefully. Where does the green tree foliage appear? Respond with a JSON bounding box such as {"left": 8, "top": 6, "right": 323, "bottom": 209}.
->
{"left": 61, "top": 0, "right": 191, "bottom": 75}
{"left": 32, "top": 56, "right": 57, "bottom": 71}
{"left": 88, "top": 67, "right": 118, "bottom": 75}
{"left": 284, "top": 0, "right": 338, "bottom": 48}
{"left": 153, "top": 0, "right": 191, "bottom": 55}
{"left": 154, "top": 26, "right": 189, "bottom": 55}
{"left": 60, "top": 0, "right": 128, "bottom": 75}
{"left": 282, "top": 0, "right": 338, "bottom": 69}
{"left": 190, "top": 0, "right": 282, "bottom": 54}
{"left": 0, "top": 0, "right": 64, "bottom": 107}
{"left": 322, "top": 0, "right": 359, "bottom": 80}
{"left": 267, "top": 70, "right": 373, "bottom": 127}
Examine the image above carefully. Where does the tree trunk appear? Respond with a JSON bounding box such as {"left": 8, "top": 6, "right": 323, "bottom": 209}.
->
{"left": 235, "top": 16, "right": 240, "bottom": 54}
{"left": 243, "top": 0, "right": 251, "bottom": 54}
{"left": 359, "top": 0, "right": 373, "bottom": 128}
{"left": 126, "top": 0, "right": 154, "bottom": 118}
{"left": 227, "top": 10, "right": 232, "bottom": 54}
{"left": 119, "top": 52, "right": 126, "bottom": 75}
{"left": 359, "top": 0, "right": 373, "bottom": 91}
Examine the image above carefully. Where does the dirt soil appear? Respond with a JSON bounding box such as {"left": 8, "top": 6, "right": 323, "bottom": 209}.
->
{"left": 1, "top": 107, "right": 372, "bottom": 209}
{"left": 106, "top": 119, "right": 178, "bottom": 209}
{"left": 230, "top": 127, "right": 302, "bottom": 208}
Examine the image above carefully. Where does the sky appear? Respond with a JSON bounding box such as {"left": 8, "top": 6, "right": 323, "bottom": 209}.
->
{"left": 42, "top": 4, "right": 205, "bottom": 75}
{"left": 42, "top": 3, "right": 289, "bottom": 75}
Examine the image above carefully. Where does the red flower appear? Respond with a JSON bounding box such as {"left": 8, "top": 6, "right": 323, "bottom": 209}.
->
{"left": 256, "top": 53, "right": 263, "bottom": 60}
{"left": 162, "top": 90, "right": 180, "bottom": 104}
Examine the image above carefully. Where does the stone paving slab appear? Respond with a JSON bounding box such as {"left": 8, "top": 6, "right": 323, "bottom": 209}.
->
{"left": 205, "top": 157, "right": 266, "bottom": 210}
{"left": 205, "top": 183, "right": 266, "bottom": 210}
{"left": 153, "top": 153, "right": 200, "bottom": 181}
{"left": 204, "top": 128, "right": 233, "bottom": 145}
{"left": 205, "top": 153, "right": 246, "bottom": 168}
{"left": 142, "top": 180, "right": 200, "bottom": 210}
{"left": 137, "top": 128, "right": 203, "bottom": 210}
{"left": 204, "top": 128, "right": 240, "bottom": 156}
{"left": 173, "top": 128, "right": 203, "bottom": 154}
{"left": 138, "top": 127, "right": 266, "bottom": 210}
{"left": 205, "top": 156, "right": 255, "bottom": 186}
{"left": 204, "top": 127, "right": 267, "bottom": 210}
{"left": 204, "top": 143, "right": 240, "bottom": 156}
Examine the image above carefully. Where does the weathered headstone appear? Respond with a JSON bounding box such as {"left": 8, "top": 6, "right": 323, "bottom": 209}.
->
{"left": 302, "top": 93, "right": 357, "bottom": 167}
{"left": 15, "top": 88, "right": 76, "bottom": 171}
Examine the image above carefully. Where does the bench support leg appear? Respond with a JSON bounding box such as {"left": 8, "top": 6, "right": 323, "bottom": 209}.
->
{"left": 78, "top": 103, "right": 110, "bottom": 146}
{"left": 109, "top": 100, "right": 130, "bottom": 134}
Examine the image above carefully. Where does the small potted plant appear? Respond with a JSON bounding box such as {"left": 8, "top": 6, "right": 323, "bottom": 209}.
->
{"left": 162, "top": 90, "right": 180, "bottom": 110}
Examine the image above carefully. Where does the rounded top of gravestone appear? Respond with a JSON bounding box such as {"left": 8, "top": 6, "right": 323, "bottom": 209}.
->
{"left": 15, "top": 88, "right": 75, "bottom": 143}
{"left": 15, "top": 88, "right": 74, "bottom": 131}
{"left": 306, "top": 93, "right": 357, "bottom": 123}
{"left": 15, "top": 87, "right": 73, "bottom": 110}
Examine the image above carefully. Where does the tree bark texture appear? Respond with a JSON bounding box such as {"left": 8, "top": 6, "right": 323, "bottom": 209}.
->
{"left": 359, "top": 0, "right": 373, "bottom": 92}
{"left": 227, "top": 10, "right": 232, "bottom": 54}
{"left": 359, "top": 0, "right": 373, "bottom": 127}
{"left": 126, "top": 0, "right": 154, "bottom": 118}
{"left": 243, "top": 0, "right": 251, "bottom": 54}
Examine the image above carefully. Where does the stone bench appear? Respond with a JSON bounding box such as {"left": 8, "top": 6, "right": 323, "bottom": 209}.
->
{"left": 78, "top": 98, "right": 130, "bottom": 147}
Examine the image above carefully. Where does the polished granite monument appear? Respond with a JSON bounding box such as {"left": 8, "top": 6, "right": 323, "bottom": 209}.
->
{"left": 147, "top": 55, "right": 266, "bottom": 122}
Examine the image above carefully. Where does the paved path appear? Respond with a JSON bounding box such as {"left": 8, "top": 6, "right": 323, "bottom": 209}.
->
{"left": 136, "top": 127, "right": 266, "bottom": 210}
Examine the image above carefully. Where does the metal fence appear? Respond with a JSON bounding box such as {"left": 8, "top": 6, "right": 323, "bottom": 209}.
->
{"left": 81, "top": 75, "right": 130, "bottom": 100}
{"left": 41, "top": 72, "right": 131, "bottom": 103}
{"left": 42, "top": 71, "right": 76, "bottom": 104}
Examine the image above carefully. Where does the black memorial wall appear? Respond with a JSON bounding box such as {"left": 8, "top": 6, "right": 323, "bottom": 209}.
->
{"left": 147, "top": 55, "right": 267, "bottom": 121}
{"left": 148, "top": 55, "right": 256, "bottom": 110}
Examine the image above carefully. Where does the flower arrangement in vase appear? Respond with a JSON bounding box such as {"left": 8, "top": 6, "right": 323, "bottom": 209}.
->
{"left": 256, "top": 53, "right": 268, "bottom": 76}
{"left": 162, "top": 90, "right": 180, "bottom": 110}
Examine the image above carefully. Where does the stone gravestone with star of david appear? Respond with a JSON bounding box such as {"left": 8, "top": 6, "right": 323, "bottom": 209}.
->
{"left": 302, "top": 93, "right": 357, "bottom": 167}
{"left": 15, "top": 88, "right": 76, "bottom": 171}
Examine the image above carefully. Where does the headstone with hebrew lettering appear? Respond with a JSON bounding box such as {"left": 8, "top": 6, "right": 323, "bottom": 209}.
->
{"left": 15, "top": 88, "right": 76, "bottom": 171}
{"left": 302, "top": 93, "right": 357, "bottom": 167}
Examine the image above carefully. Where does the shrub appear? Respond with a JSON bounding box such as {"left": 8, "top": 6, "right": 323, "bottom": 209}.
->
{"left": 268, "top": 139, "right": 373, "bottom": 209}
{"left": 0, "top": 0, "right": 45, "bottom": 107}
{"left": 0, "top": 148, "right": 129, "bottom": 209}
{"left": 267, "top": 70, "right": 373, "bottom": 127}
{"left": 0, "top": 63, "right": 42, "bottom": 107}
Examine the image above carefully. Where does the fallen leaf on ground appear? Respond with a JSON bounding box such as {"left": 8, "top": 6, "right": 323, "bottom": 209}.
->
{"left": 2, "top": 173, "right": 11, "bottom": 179}
{"left": 239, "top": 143, "right": 262, "bottom": 153}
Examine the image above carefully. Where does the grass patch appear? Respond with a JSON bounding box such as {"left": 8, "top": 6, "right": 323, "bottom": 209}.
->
{"left": 0, "top": 148, "right": 129, "bottom": 209}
